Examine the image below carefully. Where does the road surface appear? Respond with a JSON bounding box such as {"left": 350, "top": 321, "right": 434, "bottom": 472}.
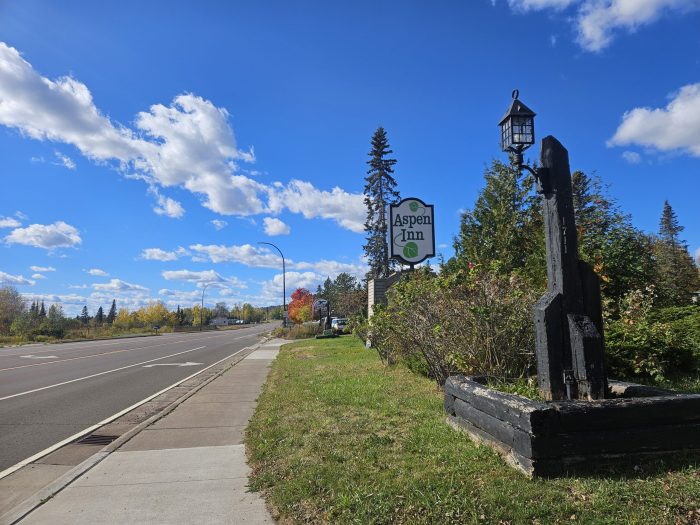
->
{"left": 0, "top": 324, "right": 271, "bottom": 472}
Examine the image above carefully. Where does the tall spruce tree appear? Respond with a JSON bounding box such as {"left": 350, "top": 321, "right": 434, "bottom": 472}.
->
{"left": 363, "top": 127, "right": 400, "bottom": 279}
{"left": 106, "top": 299, "right": 117, "bottom": 324}
{"left": 94, "top": 306, "right": 104, "bottom": 326}
{"left": 39, "top": 301, "right": 46, "bottom": 318}
{"left": 450, "top": 158, "right": 544, "bottom": 285}
{"left": 654, "top": 200, "right": 700, "bottom": 306}
{"left": 79, "top": 305, "right": 90, "bottom": 325}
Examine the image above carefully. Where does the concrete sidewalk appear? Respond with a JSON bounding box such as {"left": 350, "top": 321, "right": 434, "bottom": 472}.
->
{"left": 15, "top": 339, "right": 284, "bottom": 525}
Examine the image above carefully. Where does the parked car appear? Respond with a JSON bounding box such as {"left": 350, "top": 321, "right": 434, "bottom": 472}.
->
{"left": 331, "top": 317, "right": 349, "bottom": 334}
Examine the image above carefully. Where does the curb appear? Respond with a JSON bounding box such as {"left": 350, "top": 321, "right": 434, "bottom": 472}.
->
{"left": 0, "top": 335, "right": 271, "bottom": 525}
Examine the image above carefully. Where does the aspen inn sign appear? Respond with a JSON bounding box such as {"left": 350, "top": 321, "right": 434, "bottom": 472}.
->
{"left": 389, "top": 197, "right": 435, "bottom": 266}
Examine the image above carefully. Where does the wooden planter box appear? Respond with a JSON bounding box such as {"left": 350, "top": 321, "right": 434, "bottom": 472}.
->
{"left": 444, "top": 375, "right": 700, "bottom": 477}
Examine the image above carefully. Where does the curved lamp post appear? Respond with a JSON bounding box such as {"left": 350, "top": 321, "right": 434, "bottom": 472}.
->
{"left": 258, "top": 241, "right": 286, "bottom": 327}
{"left": 499, "top": 89, "right": 549, "bottom": 191}
{"left": 200, "top": 282, "right": 210, "bottom": 331}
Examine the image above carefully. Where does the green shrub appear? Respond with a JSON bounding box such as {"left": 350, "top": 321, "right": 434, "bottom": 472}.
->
{"left": 272, "top": 323, "right": 321, "bottom": 340}
{"left": 606, "top": 291, "right": 700, "bottom": 381}
{"left": 369, "top": 267, "right": 537, "bottom": 385}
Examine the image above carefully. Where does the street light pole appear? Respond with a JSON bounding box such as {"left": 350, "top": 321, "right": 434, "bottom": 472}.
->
{"left": 200, "top": 283, "right": 210, "bottom": 332}
{"left": 258, "top": 241, "right": 286, "bottom": 327}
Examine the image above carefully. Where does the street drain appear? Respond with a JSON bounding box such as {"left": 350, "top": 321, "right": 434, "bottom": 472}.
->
{"left": 76, "top": 434, "right": 119, "bottom": 446}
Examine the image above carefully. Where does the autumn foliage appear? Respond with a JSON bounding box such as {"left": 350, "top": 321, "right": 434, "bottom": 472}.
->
{"left": 288, "top": 288, "right": 314, "bottom": 324}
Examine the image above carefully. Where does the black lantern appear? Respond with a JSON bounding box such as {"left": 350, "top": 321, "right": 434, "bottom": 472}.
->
{"left": 499, "top": 90, "right": 549, "bottom": 192}
{"left": 499, "top": 89, "right": 536, "bottom": 153}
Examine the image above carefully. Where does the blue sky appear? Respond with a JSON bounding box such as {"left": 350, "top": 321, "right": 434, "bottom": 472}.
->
{"left": 1, "top": 0, "right": 699, "bottom": 315}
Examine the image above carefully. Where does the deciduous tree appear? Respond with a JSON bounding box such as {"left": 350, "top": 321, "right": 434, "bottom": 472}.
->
{"left": 288, "top": 288, "right": 314, "bottom": 324}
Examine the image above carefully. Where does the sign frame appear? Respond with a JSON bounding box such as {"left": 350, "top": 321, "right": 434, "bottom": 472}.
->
{"left": 389, "top": 197, "right": 435, "bottom": 266}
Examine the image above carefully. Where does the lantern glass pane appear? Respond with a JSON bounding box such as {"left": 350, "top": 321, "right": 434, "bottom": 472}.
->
{"left": 511, "top": 116, "right": 534, "bottom": 145}
{"left": 501, "top": 118, "right": 512, "bottom": 150}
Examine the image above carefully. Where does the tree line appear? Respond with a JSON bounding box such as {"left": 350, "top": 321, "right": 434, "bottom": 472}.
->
{"left": 0, "top": 292, "right": 283, "bottom": 343}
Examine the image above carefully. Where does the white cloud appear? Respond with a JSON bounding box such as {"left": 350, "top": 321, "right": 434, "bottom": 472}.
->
{"left": 0, "top": 217, "right": 21, "bottom": 228}
{"left": 577, "top": 0, "right": 700, "bottom": 52}
{"left": 31, "top": 273, "right": 46, "bottom": 279}
{"left": 151, "top": 190, "right": 185, "bottom": 218}
{"left": 267, "top": 180, "right": 365, "bottom": 233}
{"left": 187, "top": 242, "right": 367, "bottom": 279}
{"left": 87, "top": 268, "right": 109, "bottom": 276}
{"left": 30, "top": 265, "right": 56, "bottom": 272}
{"left": 621, "top": 151, "right": 642, "bottom": 164}
{"left": 260, "top": 271, "right": 323, "bottom": 302}
{"left": 505, "top": 0, "right": 700, "bottom": 51}
{"left": 0, "top": 42, "right": 365, "bottom": 232}
{"left": 162, "top": 269, "right": 226, "bottom": 284}
{"left": 93, "top": 279, "right": 149, "bottom": 292}
{"left": 293, "top": 259, "right": 367, "bottom": 280}
{"left": 609, "top": 83, "right": 700, "bottom": 157}
{"left": 141, "top": 247, "right": 182, "bottom": 261}
{"left": 189, "top": 243, "right": 282, "bottom": 267}
{"left": 0, "top": 43, "right": 144, "bottom": 161}
{"left": 53, "top": 150, "right": 76, "bottom": 170}
{"left": 4, "top": 221, "right": 81, "bottom": 250}
{"left": 211, "top": 219, "right": 228, "bottom": 230}
{"left": 69, "top": 284, "right": 88, "bottom": 289}
{"left": 263, "top": 217, "right": 291, "bottom": 236}
{"left": 508, "top": 0, "right": 577, "bottom": 10}
{"left": 695, "top": 247, "right": 700, "bottom": 266}
{"left": 0, "top": 271, "right": 35, "bottom": 286}
{"left": 21, "top": 293, "right": 87, "bottom": 305}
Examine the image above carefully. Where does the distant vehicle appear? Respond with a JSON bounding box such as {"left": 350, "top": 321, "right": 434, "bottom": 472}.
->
{"left": 331, "top": 318, "right": 348, "bottom": 334}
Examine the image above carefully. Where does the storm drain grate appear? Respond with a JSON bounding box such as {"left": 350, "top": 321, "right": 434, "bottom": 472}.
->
{"left": 76, "top": 434, "right": 119, "bottom": 446}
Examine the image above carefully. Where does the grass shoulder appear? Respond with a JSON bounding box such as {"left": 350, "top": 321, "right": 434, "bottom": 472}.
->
{"left": 246, "top": 336, "right": 700, "bottom": 525}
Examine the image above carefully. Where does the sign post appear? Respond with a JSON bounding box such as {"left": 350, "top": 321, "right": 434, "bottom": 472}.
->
{"left": 389, "top": 198, "right": 435, "bottom": 268}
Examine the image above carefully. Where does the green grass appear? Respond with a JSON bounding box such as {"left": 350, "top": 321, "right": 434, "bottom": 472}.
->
{"left": 246, "top": 337, "right": 700, "bottom": 525}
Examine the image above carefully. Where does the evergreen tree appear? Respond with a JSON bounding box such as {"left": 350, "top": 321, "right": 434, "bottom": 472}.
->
{"left": 94, "top": 306, "right": 104, "bottom": 326}
{"left": 39, "top": 301, "right": 46, "bottom": 318}
{"left": 79, "top": 305, "right": 90, "bottom": 325}
{"left": 106, "top": 299, "right": 117, "bottom": 324}
{"left": 175, "top": 305, "right": 186, "bottom": 326}
{"left": 363, "top": 127, "right": 400, "bottom": 279}
{"left": 30, "top": 301, "right": 37, "bottom": 316}
{"left": 450, "top": 158, "right": 544, "bottom": 285}
{"left": 571, "top": 171, "right": 655, "bottom": 310}
{"left": 654, "top": 200, "right": 700, "bottom": 307}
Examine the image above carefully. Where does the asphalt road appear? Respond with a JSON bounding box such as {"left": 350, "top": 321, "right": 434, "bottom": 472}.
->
{"left": 0, "top": 324, "right": 271, "bottom": 472}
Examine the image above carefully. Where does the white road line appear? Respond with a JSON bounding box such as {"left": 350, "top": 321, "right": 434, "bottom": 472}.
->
{"left": 0, "top": 332, "right": 253, "bottom": 372}
{"left": 0, "top": 344, "right": 256, "bottom": 481}
{"left": 0, "top": 329, "right": 251, "bottom": 357}
{"left": 0, "top": 346, "right": 207, "bottom": 401}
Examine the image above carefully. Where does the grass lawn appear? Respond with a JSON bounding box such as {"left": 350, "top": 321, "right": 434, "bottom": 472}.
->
{"left": 246, "top": 337, "right": 700, "bottom": 525}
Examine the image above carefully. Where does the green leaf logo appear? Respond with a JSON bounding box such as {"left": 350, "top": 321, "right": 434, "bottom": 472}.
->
{"left": 409, "top": 201, "right": 419, "bottom": 212}
{"left": 403, "top": 242, "right": 418, "bottom": 259}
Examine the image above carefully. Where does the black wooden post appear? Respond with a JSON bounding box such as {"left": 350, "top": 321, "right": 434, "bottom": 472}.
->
{"left": 533, "top": 136, "right": 607, "bottom": 400}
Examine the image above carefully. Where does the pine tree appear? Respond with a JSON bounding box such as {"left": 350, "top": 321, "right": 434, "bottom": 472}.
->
{"left": 94, "top": 306, "right": 104, "bottom": 326}
{"left": 79, "top": 306, "right": 90, "bottom": 325}
{"left": 39, "top": 301, "right": 46, "bottom": 318}
{"left": 654, "top": 200, "right": 700, "bottom": 306}
{"left": 363, "top": 127, "right": 400, "bottom": 279}
{"left": 30, "top": 301, "right": 37, "bottom": 316}
{"left": 106, "top": 299, "right": 117, "bottom": 324}
{"left": 450, "top": 158, "right": 544, "bottom": 285}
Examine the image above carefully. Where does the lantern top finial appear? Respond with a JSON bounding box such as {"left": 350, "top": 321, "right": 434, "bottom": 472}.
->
{"left": 499, "top": 90, "right": 536, "bottom": 126}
